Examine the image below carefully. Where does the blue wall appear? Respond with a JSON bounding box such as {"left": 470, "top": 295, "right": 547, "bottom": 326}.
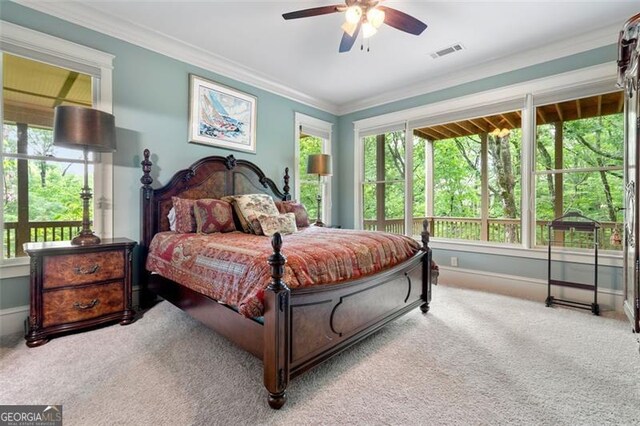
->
{"left": 0, "top": 2, "right": 337, "bottom": 308}
{"left": 0, "top": 1, "right": 623, "bottom": 311}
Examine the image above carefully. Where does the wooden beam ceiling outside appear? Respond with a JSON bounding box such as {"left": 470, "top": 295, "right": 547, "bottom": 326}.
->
{"left": 414, "top": 91, "right": 623, "bottom": 141}
{"left": 576, "top": 99, "right": 582, "bottom": 119}
{"left": 3, "top": 53, "right": 92, "bottom": 128}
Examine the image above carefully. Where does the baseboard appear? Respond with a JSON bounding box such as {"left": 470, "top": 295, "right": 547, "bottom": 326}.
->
{"left": 438, "top": 266, "right": 625, "bottom": 315}
{"left": 0, "top": 287, "right": 141, "bottom": 337}
{"left": 0, "top": 305, "right": 29, "bottom": 337}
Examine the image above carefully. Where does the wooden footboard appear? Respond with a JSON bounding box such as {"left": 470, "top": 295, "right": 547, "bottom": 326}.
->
{"left": 263, "top": 222, "right": 432, "bottom": 408}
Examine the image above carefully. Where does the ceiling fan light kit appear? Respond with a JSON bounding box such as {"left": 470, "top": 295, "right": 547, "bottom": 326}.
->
{"left": 282, "top": 0, "right": 427, "bottom": 53}
{"left": 345, "top": 5, "right": 363, "bottom": 24}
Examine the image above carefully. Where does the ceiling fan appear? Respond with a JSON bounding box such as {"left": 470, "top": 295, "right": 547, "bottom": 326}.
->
{"left": 282, "top": 0, "right": 427, "bottom": 53}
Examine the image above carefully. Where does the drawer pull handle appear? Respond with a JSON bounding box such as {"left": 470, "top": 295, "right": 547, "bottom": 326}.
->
{"left": 74, "top": 264, "right": 100, "bottom": 275}
{"left": 73, "top": 299, "right": 99, "bottom": 310}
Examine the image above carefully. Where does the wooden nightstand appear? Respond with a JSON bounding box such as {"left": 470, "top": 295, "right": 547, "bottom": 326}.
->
{"left": 24, "top": 238, "right": 136, "bottom": 347}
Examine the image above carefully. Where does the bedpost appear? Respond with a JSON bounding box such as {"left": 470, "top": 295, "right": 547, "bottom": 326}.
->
{"left": 420, "top": 219, "right": 433, "bottom": 313}
{"left": 140, "top": 149, "right": 154, "bottom": 308}
{"left": 263, "top": 232, "right": 291, "bottom": 409}
{"left": 282, "top": 167, "right": 291, "bottom": 201}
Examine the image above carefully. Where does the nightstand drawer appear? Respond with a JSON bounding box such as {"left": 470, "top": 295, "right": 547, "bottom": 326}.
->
{"left": 43, "top": 250, "right": 124, "bottom": 288}
{"left": 42, "top": 281, "right": 124, "bottom": 327}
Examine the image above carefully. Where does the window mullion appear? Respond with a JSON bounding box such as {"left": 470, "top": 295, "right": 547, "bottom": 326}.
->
{"left": 480, "top": 133, "right": 489, "bottom": 241}
{"left": 522, "top": 93, "right": 534, "bottom": 249}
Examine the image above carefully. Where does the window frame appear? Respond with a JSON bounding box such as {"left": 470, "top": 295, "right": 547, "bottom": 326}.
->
{"left": 294, "top": 112, "right": 333, "bottom": 225}
{"left": 531, "top": 89, "right": 624, "bottom": 250}
{"left": 360, "top": 128, "right": 408, "bottom": 233}
{"left": 1, "top": 21, "right": 114, "bottom": 276}
{"left": 353, "top": 62, "right": 622, "bottom": 265}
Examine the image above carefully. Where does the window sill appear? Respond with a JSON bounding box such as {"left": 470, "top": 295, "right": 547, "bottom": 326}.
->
{"left": 424, "top": 238, "right": 623, "bottom": 267}
{"left": 0, "top": 258, "right": 30, "bottom": 279}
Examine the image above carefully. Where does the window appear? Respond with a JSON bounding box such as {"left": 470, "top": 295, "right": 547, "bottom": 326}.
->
{"left": 534, "top": 92, "right": 624, "bottom": 250}
{"left": 354, "top": 63, "right": 621, "bottom": 256}
{"left": 1, "top": 22, "right": 113, "bottom": 267}
{"left": 414, "top": 110, "right": 523, "bottom": 243}
{"left": 362, "top": 130, "right": 406, "bottom": 234}
{"left": 294, "top": 113, "right": 332, "bottom": 225}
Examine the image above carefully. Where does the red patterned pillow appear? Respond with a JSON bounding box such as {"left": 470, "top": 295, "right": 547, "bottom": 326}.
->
{"left": 280, "top": 201, "right": 310, "bottom": 228}
{"left": 194, "top": 199, "right": 236, "bottom": 233}
{"left": 171, "top": 197, "right": 197, "bottom": 233}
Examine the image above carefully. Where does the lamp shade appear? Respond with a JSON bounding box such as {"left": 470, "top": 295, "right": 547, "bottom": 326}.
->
{"left": 53, "top": 106, "right": 116, "bottom": 152}
{"left": 307, "top": 154, "right": 332, "bottom": 176}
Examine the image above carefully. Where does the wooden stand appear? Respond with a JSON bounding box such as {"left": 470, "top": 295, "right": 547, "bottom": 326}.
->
{"left": 546, "top": 212, "right": 599, "bottom": 315}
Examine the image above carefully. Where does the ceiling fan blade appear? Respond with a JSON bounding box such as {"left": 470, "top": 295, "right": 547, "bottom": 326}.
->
{"left": 378, "top": 6, "right": 427, "bottom": 35}
{"left": 282, "top": 5, "right": 342, "bottom": 20}
{"left": 339, "top": 23, "right": 361, "bottom": 53}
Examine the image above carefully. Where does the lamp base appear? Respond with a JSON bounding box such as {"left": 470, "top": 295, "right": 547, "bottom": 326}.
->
{"left": 72, "top": 231, "right": 101, "bottom": 246}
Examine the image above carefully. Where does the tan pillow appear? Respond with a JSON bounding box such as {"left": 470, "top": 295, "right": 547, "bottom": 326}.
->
{"left": 224, "top": 194, "right": 280, "bottom": 235}
{"left": 258, "top": 213, "right": 298, "bottom": 237}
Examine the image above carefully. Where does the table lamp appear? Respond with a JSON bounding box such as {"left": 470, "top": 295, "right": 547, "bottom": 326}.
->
{"left": 53, "top": 106, "right": 116, "bottom": 245}
{"left": 306, "top": 153, "right": 332, "bottom": 227}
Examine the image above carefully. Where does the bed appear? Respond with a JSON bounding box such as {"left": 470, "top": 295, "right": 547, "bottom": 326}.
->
{"left": 139, "top": 149, "right": 433, "bottom": 408}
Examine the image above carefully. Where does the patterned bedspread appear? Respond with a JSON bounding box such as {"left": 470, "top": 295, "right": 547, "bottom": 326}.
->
{"left": 146, "top": 227, "right": 421, "bottom": 317}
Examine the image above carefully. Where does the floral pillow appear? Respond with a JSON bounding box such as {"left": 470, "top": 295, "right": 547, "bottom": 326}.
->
{"left": 258, "top": 213, "right": 298, "bottom": 237}
{"left": 279, "top": 201, "right": 310, "bottom": 228}
{"left": 227, "top": 194, "right": 280, "bottom": 235}
{"left": 194, "top": 199, "right": 236, "bottom": 233}
{"left": 171, "top": 197, "right": 197, "bottom": 233}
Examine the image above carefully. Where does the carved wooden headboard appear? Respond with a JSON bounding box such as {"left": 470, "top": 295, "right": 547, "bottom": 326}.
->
{"left": 139, "top": 149, "right": 290, "bottom": 251}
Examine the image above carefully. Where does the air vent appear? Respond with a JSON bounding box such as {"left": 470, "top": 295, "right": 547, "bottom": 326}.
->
{"left": 430, "top": 43, "right": 464, "bottom": 59}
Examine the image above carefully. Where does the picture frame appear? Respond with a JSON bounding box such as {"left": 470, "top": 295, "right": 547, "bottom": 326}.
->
{"left": 188, "top": 74, "right": 257, "bottom": 153}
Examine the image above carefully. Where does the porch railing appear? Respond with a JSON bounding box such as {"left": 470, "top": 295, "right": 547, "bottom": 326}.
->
{"left": 363, "top": 217, "right": 622, "bottom": 250}
{"left": 3, "top": 221, "right": 82, "bottom": 258}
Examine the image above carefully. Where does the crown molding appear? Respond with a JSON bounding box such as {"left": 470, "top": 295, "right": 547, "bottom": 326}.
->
{"left": 15, "top": 1, "right": 621, "bottom": 118}
{"left": 336, "top": 22, "right": 621, "bottom": 115}
{"left": 13, "top": 0, "right": 340, "bottom": 115}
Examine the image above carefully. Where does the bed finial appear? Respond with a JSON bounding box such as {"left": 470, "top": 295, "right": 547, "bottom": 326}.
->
{"left": 224, "top": 155, "right": 237, "bottom": 170}
{"left": 141, "top": 149, "right": 153, "bottom": 200}
{"left": 268, "top": 233, "right": 286, "bottom": 290}
{"left": 421, "top": 219, "right": 431, "bottom": 250}
{"left": 282, "top": 168, "right": 291, "bottom": 200}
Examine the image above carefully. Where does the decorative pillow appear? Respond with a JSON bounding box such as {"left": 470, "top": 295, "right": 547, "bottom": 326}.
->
{"left": 168, "top": 207, "right": 177, "bottom": 232}
{"left": 274, "top": 200, "right": 288, "bottom": 214}
{"left": 280, "top": 201, "right": 310, "bottom": 228}
{"left": 194, "top": 199, "right": 236, "bottom": 234}
{"left": 258, "top": 213, "right": 298, "bottom": 237}
{"left": 171, "top": 197, "right": 197, "bottom": 233}
{"left": 220, "top": 196, "right": 249, "bottom": 233}
{"left": 227, "top": 194, "right": 280, "bottom": 235}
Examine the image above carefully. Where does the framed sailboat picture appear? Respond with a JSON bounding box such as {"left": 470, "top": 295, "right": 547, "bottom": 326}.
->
{"left": 188, "top": 74, "right": 257, "bottom": 153}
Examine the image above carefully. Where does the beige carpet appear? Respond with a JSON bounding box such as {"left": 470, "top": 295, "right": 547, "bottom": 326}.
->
{"left": 1, "top": 285, "right": 639, "bottom": 425}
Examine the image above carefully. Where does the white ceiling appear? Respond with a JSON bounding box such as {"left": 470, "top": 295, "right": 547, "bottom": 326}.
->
{"left": 17, "top": 1, "right": 640, "bottom": 115}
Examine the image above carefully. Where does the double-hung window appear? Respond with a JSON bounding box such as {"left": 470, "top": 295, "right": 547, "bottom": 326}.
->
{"left": 360, "top": 124, "right": 406, "bottom": 235}
{"left": 533, "top": 91, "right": 624, "bottom": 250}
{"left": 294, "top": 113, "right": 332, "bottom": 225}
{"left": 412, "top": 108, "right": 523, "bottom": 243}
{"left": 1, "top": 22, "right": 113, "bottom": 268}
